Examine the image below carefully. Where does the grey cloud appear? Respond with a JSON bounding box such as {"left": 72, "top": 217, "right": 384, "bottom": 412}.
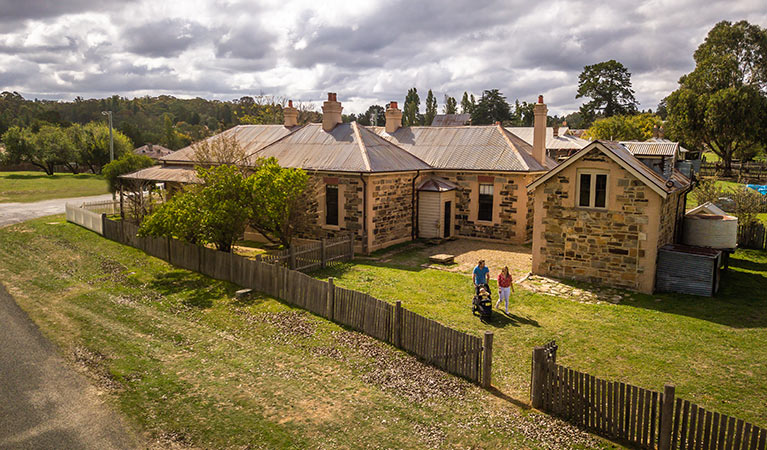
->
{"left": 0, "top": 0, "right": 138, "bottom": 22}
{"left": 215, "top": 25, "right": 276, "bottom": 60}
{"left": 123, "top": 19, "right": 211, "bottom": 57}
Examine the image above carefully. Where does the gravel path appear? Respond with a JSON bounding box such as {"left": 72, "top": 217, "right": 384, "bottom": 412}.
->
{"left": 0, "top": 193, "right": 114, "bottom": 227}
{"left": 0, "top": 283, "right": 142, "bottom": 449}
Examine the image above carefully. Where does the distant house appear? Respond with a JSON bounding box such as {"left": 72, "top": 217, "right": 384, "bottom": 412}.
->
{"left": 507, "top": 125, "right": 589, "bottom": 161}
{"left": 431, "top": 113, "right": 471, "bottom": 126}
{"left": 619, "top": 138, "right": 689, "bottom": 179}
{"left": 527, "top": 140, "right": 691, "bottom": 293}
{"left": 133, "top": 143, "right": 173, "bottom": 161}
{"left": 123, "top": 94, "right": 556, "bottom": 253}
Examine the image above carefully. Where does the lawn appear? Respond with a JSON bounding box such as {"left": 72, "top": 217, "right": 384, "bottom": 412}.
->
{"left": 0, "top": 217, "right": 608, "bottom": 450}
{"left": 312, "top": 246, "right": 767, "bottom": 428}
{"left": 0, "top": 171, "right": 109, "bottom": 202}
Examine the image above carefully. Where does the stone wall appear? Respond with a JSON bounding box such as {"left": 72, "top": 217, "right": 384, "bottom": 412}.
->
{"left": 533, "top": 148, "right": 660, "bottom": 292}
{"left": 293, "top": 174, "right": 364, "bottom": 248}
{"left": 370, "top": 173, "right": 416, "bottom": 251}
{"left": 657, "top": 190, "right": 683, "bottom": 248}
{"left": 434, "top": 171, "right": 530, "bottom": 244}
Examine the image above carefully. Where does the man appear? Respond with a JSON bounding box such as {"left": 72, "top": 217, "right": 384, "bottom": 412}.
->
{"left": 473, "top": 259, "right": 491, "bottom": 296}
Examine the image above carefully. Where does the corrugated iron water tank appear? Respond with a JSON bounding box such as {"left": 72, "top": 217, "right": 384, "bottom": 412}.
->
{"left": 682, "top": 214, "right": 738, "bottom": 249}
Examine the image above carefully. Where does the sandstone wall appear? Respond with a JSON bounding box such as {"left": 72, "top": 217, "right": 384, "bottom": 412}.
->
{"left": 532, "top": 148, "right": 663, "bottom": 293}
{"left": 293, "top": 174, "right": 365, "bottom": 249}
{"left": 369, "top": 173, "right": 416, "bottom": 251}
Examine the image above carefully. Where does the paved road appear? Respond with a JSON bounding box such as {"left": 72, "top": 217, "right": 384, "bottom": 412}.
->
{"left": 0, "top": 283, "right": 142, "bottom": 449}
{"left": 0, "top": 194, "right": 114, "bottom": 227}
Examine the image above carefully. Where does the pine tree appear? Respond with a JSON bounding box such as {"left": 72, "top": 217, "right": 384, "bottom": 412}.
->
{"left": 403, "top": 88, "right": 421, "bottom": 126}
{"left": 443, "top": 95, "right": 457, "bottom": 114}
{"left": 424, "top": 90, "right": 437, "bottom": 125}
{"left": 460, "top": 92, "right": 471, "bottom": 114}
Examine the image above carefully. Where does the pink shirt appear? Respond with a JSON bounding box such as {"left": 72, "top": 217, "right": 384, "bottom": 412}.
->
{"left": 498, "top": 273, "right": 513, "bottom": 288}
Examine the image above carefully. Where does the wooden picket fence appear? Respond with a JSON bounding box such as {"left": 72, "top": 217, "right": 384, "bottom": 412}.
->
{"left": 65, "top": 203, "right": 104, "bottom": 235}
{"left": 738, "top": 222, "right": 767, "bottom": 250}
{"left": 81, "top": 199, "right": 121, "bottom": 215}
{"left": 259, "top": 234, "right": 355, "bottom": 271}
{"left": 74, "top": 214, "right": 491, "bottom": 385}
{"left": 531, "top": 343, "right": 767, "bottom": 450}
{"left": 700, "top": 162, "right": 767, "bottom": 181}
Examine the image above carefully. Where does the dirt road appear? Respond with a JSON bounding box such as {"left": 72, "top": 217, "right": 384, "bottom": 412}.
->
{"left": 0, "top": 194, "right": 114, "bottom": 227}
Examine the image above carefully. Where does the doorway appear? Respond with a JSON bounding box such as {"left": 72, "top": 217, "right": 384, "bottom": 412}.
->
{"left": 443, "top": 201, "right": 452, "bottom": 238}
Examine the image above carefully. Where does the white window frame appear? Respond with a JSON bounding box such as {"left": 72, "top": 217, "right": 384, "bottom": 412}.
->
{"left": 477, "top": 183, "right": 494, "bottom": 222}
{"left": 576, "top": 169, "right": 609, "bottom": 209}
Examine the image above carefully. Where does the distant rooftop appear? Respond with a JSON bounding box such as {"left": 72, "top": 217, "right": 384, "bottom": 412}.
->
{"left": 431, "top": 114, "right": 471, "bottom": 126}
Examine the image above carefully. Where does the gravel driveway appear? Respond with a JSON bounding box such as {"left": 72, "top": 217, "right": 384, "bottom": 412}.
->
{"left": 0, "top": 194, "right": 114, "bottom": 227}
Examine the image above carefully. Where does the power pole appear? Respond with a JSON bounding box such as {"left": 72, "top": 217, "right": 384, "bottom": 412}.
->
{"left": 101, "top": 110, "right": 114, "bottom": 162}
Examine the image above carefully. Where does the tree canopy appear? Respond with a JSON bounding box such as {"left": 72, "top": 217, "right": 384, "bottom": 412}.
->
{"left": 102, "top": 153, "right": 155, "bottom": 193}
{"left": 470, "top": 89, "right": 511, "bottom": 125}
{"left": 424, "top": 90, "right": 437, "bottom": 126}
{"left": 403, "top": 88, "right": 422, "bottom": 126}
{"left": 443, "top": 95, "right": 457, "bottom": 114}
{"left": 583, "top": 113, "right": 663, "bottom": 141}
{"left": 576, "top": 60, "right": 638, "bottom": 123}
{"left": 665, "top": 20, "right": 767, "bottom": 173}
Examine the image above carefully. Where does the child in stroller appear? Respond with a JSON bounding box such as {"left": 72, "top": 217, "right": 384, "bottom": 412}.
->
{"left": 472, "top": 286, "right": 493, "bottom": 322}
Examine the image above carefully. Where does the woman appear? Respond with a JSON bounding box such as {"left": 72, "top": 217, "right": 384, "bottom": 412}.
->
{"left": 495, "top": 266, "right": 514, "bottom": 314}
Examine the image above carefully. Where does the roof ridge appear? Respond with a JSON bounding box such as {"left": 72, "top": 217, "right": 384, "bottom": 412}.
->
{"left": 351, "top": 122, "right": 372, "bottom": 172}
{"left": 496, "top": 124, "right": 529, "bottom": 171}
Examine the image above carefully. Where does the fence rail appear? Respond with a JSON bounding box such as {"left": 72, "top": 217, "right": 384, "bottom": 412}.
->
{"left": 259, "top": 234, "right": 354, "bottom": 271}
{"left": 738, "top": 222, "right": 767, "bottom": 250}
{"left": 65, "top": 203, "right": 104, "bottom": 234}
{"left": 531, "top": 343, "right": 767, "bottom": 450}
{"left": 68, "top": 209, "right": 490, "bottom": 385}
{"left": 81, "top": 199, "right": 121, "bottom": 215}
{"left": 700, "top": 162, "right": 767, "bottom": 181}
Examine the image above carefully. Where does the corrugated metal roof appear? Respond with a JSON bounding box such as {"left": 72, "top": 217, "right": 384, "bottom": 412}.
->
{"left": 161, "top": 125, "right": 296, "bottom": 163}
{"left": 417, "top": 177, "right": 459, "bottom": 192}
{"left": 119, "top": 165, "right": 201, "bottom": 183}
{"left": 431, "top": 114, "right": 471, "bottom": 126}
{"left": 248, "top": 122, "right": 431, "bottom": 172}
{"left": 506, "top": 127, "right": 589, "bottom": 151}
{"left": 619, "top": 140, "right": 680, "bottom": 157}
{"left": 372, "top": 124, "right": 556, "bottom": 172}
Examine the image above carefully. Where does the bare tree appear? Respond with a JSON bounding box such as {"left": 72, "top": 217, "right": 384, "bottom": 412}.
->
{"left": 192, "top": 130, "right": 247, "bottom": 167}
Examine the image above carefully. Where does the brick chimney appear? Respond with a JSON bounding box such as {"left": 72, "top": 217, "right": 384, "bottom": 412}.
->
{"left": 284, "top": 100, "right": 298, "bottom": 127}
{"left": 322, "top": 93, "right": 343, "bottom": 132}
{"left": 553, "top": 122, "right": 559, "bottom": 137}
{"left": 385, "top": 101, "right": 402, "bottom": 134}
{"left": 659, "top": 126, "right": 665, "bottom": 139}
{"left": 533, "top": 95, "right": 548, "bottom": 166}
{"left": 652, "top": 125, "right": 659, "bottom": 139}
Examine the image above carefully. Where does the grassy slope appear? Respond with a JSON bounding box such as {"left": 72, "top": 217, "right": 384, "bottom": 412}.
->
{"left": 0, "top": 217, "right": 608, "bottom": 450}
{"left": 313, "top": 248, "right": 767, "bottom": 427}
{"left": 0, "top": 171, "right": 108, "bottom": 202}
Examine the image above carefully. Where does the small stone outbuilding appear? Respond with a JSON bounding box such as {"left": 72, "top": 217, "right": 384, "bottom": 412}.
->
{"left": 528, "top": 140, "right": 691, "bottom": 294}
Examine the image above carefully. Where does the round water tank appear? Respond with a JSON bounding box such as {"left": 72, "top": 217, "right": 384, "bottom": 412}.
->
{"left": 682, "top": 214, "right": 738, "bottom": 249}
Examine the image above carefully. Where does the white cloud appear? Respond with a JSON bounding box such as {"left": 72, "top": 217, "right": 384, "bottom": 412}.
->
{"left": 0, "top": 0, "right": 765, "bottom": 114}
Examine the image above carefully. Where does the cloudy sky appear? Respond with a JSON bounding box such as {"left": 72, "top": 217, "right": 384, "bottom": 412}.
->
{"left": 0, "top": 0, "right": 765, "bottom": 115}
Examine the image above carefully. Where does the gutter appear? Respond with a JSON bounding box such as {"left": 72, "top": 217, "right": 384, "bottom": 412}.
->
{"left": 411, "top": 170, "right": 421, "bottom": 240}
{"left": 359, "top": 173, "right": 368, "bottom": 254}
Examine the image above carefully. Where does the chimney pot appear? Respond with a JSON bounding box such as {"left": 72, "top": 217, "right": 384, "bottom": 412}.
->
{"left": 390, "top": 101, "right": 398, "bottom": 109}
{"left": 495, "top": 121, "right": 501, "bottom": 125}
{"left": 284, "top": 100, "right": 299, "bottom": 127}
{"left": 538, "top": 95, "right": 544, "bottom": 104}
{"left": 322, "top": 92, "right": 343, "bottom": 132}
{"left": 385, "top": 101, "right": 402, "bottom": 133}
{"left": 288, "top": 100, "right": 293, "bottom": 107}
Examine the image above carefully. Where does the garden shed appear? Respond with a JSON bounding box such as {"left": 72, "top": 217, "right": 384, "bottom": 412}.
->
{"left": 417, "top": 177, "right": 458, "bottom": 239}
{"left": 655, "top": 244, "right": 721, "bottom": 297}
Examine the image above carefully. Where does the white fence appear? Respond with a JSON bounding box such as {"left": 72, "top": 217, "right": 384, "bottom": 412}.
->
{"left": 65, "top": 203, "right": 104, "bottom": 235}
{"left": 81, "top": 199, "right": 121, "bottom": 215}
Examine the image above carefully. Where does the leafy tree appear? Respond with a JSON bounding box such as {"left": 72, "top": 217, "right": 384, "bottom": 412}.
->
{"left": 1, "top": 125, "right": 62, "bottom": 175}
{"left": 248, "top": 157, "right": 309, "bottom": 247}
{"left": 470, "top": 89, "right": 512, "bottom": 125}
{"left": 403, "top": 88, "right": 421, "bottom": 126}
{"left": 139, "top": 165, "right": 251, "bottom": 252}
{"left": 443, "top": 95, "right": 457, "bottom": 114}
{"left": 508, "top": 100, "right": 535, "bottom": 126}
{"left": 460, "top": 92, "right": 474, "bottom": 115}
{"left": 102, "top": 153, "right": 155, "bottom": 193}
{"left": 356, "top": 105, "right": 385, "bottom": 126}
{"left": 79, "top": 122, "right": 133, "bottom": 173}
{"left": 665, "top": 20, "right": 767, "bottom": 175}
{"left": 730, "top": 186, "right": 764, "bottom": 225}
{"left": 562, "top": 111, "right": 586, "bottom": 129}
{"left": 583, "top": 113, "right": 662, "bottom": 141}
{"left": 576, "top": 60, "right": 638, "bottom": 122}
{"left": 34, "top": 124, "right": 80, "bottom": 173}
{"left": 424, "top": 89, "right": 438, "bottom": 125}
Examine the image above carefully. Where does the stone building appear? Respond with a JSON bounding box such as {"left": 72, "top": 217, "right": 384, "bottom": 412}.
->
{"left": 122, "top": 94, "right": 557, "bottom": 254}
{"left": 527, "top": 140, "right": 691, "bottom": 293}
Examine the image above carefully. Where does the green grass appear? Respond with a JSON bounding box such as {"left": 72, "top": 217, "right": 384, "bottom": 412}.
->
{"left": 0, "top": 171, "right": 108, "bottom": 202}
{"left": 0, "top": 217, "right": 611, "bottom": 450}
{"left": 312, "top": 248, "right": 767, "bottom": 428}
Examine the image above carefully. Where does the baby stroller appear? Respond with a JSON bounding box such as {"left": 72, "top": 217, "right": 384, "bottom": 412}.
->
{"left": 472, "top": 284, "right": 492, "bottom": 322}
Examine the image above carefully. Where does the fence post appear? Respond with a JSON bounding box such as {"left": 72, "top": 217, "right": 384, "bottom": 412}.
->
{"left": 166, "top": 237, "right": 172, "bottom": 264}
{"left": 326, "top": 277, "right": 335, "bottom": 320}
{"left": 482, "top": 331, "right": 493, "bottom": 388}
{"left": 658, "top": 384, "right": 676, "bottom": 450}
{"left": 348, "top": 232, "right": 355, "bottom": 259}
{"left": 321, "top": 238, "right": 327, "bottom": 269}
{"left": 100, "top": 214, "right": 106, "bottom": 236}
{"left": 289, "top": 246, "right": 296, "bottom": 270}
{"left": 531, "top": 346, "right": 546, "bottom": 409}
{"left": 393, "top": 300, "right": 402, "bottom": 347}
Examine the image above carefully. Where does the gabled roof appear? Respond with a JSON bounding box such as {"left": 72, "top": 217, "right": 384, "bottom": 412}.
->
{"left": 527, "top": 140, "right": 690, "bottom": 198}
{"left": 161, "top": 125, "right": 297, "bottom": 164}
{"left": 247, "top": 122, "right": 431, "bottom": 173}
{"left": 431, "top": 114, "right": 471, "bottom": 126}
{"left": 372, "top": 124, "right": 556, "bottom": 172}
{"left": 506, "top": 127, "right": 589, "bottom": 151}
{"left": 133, "top": 143, "right": 173, "bottom": 160}
{"left": 417, "top": 177, "right": 459, "bottom": 192}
